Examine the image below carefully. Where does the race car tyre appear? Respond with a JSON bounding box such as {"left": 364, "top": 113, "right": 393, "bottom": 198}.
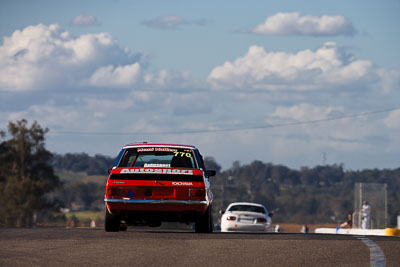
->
{"left": 104, "top": 205, "right": 120, "bottom": 232}
{"left": 195, "top": 205, "right": 213, "bottom": 233}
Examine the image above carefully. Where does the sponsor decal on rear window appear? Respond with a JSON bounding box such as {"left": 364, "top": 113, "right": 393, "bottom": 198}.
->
{"left": 137, "top": 147, "right": 178, "bottom": 152}
{"left": 144, "top": 163, "right": 171, "bottom": 168}
{"left": 137, "top": 148, "right": 154, "bottom": 152}
{"left": 173, "top": 151, "right": 192, "bottom": 158}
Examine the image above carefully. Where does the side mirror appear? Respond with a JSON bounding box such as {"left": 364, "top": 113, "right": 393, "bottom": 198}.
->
{"left": 107, "top": 168, "right": 112, "bottom": 174}
{"left": 268, "top": 212, "right": 274, "bottom": 217}
{"left": 205, "top": 170, "right": 216, "bottom": 177}
{"left": 219, "top": 210, "right": 225, "bottom": 215}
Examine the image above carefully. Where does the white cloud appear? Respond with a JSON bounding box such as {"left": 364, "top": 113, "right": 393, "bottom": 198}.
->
{"left": 89, "top": 63, "right": 141, "bottom": 88}
{"left": 0, "top": 24, "right": 203, "bottom": 94}
{"left": 271, "top": 103, "right": 344, "bottom": 121}
{"left": 377, "top": 67, "right": 400, "bottom": 93}
{"left": 82, "top": 97, "right": 134, "bottom": 111}
{"left": 70, "top": 14, "right": 101, "bottom": 27}
{"left": 0, "top": 24, "right": 138, "bottom": 92}
{"left": 143, "top": 69, "right": 204, "bottom": 90}
{"left": 266, "top": 103, "right": 388, "bottom": 157}
{"left": 252, "top": 12, "right": 356, "bottom": 36}
{"left": 4, "top": 104, "right": 80, "bottom": 128}
{"left": 208, "top": 42, "right": 373, "bottom": 91}
{"left": 384, "top": 109, "right": 400, "bottom": 128}
{"left": 141, "top": 15, "right": 207, "bottom": 30}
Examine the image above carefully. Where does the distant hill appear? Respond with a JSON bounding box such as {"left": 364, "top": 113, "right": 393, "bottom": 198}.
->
{"left": 206, "top": 158, "right": 400, "bottom": 226}
{"left": 51, "top": 153, "right": 113, "bottom": 212}
{"left": 56, "top": 170, "right": 107, "bottom": 186}
{"left": 51, "top": 153, "right": 115, "bottom": 175}
{"left": 50, "top": 153, "right": 400, "bottom": 226}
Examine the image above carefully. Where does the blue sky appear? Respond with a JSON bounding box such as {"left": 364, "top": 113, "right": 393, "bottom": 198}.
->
{"left": 1, "top": 0, "right": 400, "bottom": 170}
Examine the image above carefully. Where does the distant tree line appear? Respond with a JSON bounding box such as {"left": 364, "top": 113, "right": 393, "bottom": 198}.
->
{"left": 51, "top": 153, "right": 115, "bottom": 175}
{"left": 1, "top": 119, "right": 399, "bottom": 227}
{"left": 205, "top": 159, "right": 400, "bottom": 226}
{"left": 58, "top": 182, "right": 105, "bottom": 212}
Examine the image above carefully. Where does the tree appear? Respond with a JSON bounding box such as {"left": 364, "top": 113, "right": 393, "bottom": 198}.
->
{"left": 204, "top": 156, "right": 222, "bottom": 173}
{"left": 51, "top": 152, "right": 115, "bottom": 175}
{"left": 0, "top": 119, "right": 61, "bottom": 227}
{"left": 59, "top": 182, "right": 104, "bottom": 211}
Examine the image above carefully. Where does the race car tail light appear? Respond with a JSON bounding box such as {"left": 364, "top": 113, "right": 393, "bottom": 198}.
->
{"left": 227, "top": 216, "right": 237, "bottom": 221}
{"left": 188, "top": 188, "right": 206, "bottom": 197}
{"left": 106, "top": 187, "right": 124, "bottom": 197}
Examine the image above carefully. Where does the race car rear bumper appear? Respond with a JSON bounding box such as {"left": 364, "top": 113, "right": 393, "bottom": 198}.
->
{"left": 104, "top": 198, "right": 208, "bottom": 205}
{"left": 105, "top": 198, "right": 210, "bottom": 216}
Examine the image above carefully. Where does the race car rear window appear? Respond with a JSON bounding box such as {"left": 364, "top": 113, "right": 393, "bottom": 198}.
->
{"left": 110, "top": 173, "right": 204, "bottom": 182}
{"left": 117, "top": 147, "right": 197, "bottom": 169}
{"left": 228, "top": 205, "right": 266, "bottom": 214}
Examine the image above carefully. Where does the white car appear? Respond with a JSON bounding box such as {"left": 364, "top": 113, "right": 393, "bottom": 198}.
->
{"left": 220, "top": 202, "right": 273, "bottom": 232}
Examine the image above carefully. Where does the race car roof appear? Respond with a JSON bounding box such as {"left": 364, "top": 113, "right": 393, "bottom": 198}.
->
{"left": 123, "top": 143, "right": 196, "bottom": 149}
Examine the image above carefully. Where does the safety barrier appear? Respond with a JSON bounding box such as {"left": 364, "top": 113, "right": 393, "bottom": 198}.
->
{"left": 385, "top": 228, "right": 400, "bottom": 236}
{"left": 314, "top": 228, "right": 400, "bottom": 236}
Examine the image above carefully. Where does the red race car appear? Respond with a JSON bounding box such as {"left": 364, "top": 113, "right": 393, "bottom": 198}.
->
{"left": 104, "top": 143, "right": 216, "bottom": 232}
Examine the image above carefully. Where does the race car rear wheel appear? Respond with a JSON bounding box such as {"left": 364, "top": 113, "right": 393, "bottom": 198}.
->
{"left": 105, "top": 205, "right": 121, "bottom": 232}
{"left": 195, "top": 205, "right": 213, "bottom": 233}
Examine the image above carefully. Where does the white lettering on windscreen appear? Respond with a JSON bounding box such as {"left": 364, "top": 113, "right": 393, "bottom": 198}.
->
{"left": 144, "top": 163, "right": 171, "bottom": 168}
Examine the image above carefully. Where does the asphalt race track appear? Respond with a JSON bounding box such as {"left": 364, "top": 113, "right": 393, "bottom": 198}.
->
{"left": 0, "top": 228, "right": 399, "bottom": 266}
